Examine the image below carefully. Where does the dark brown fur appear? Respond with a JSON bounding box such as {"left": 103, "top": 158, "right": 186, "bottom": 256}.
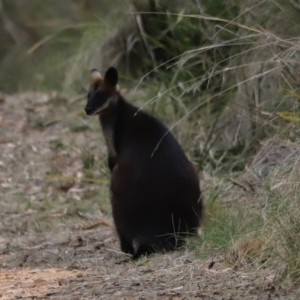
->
{"left": 85, "top": 67, "right": 202, "bottom": 259}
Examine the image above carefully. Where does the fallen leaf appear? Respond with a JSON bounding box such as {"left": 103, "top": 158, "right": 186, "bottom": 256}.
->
{"left": 171, "top": 286, "right": 183, "bottom": 291}
{"left": 205, "top": 267, "right": 233, "bottom": 274}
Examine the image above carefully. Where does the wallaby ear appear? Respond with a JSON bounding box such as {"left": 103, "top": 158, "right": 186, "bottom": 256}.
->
{"left": 90, "top": 69, "right": 102, "bottom": 84}
{"left": 104, "top": 67, "right": 118, "bottom": 87}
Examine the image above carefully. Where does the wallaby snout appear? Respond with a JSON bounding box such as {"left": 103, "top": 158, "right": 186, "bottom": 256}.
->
{"left": 84, "top": 106, "right": 93, "bottom": 115}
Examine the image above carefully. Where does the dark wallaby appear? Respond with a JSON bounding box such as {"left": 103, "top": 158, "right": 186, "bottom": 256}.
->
{"left": 85, "top": 67, "right": 202, "bottom": 259}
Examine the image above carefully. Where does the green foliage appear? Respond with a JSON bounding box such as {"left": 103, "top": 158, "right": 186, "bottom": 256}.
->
{"left": 188, "top": 184, "right": 263, "bottom": 260}
{"left": 262, "top": 176, "right": 300, "bottom": 287}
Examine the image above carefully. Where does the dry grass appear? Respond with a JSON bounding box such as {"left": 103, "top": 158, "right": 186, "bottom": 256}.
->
{"left": 0, "top": 91, "right": 293, "bottom": 299}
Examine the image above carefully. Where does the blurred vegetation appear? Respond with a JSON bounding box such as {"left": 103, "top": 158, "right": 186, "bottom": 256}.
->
{"left": 1, "top": 0, "right": 300, "bottom": 171}
{"left": 2, "top": 0, "right": 300, "bottom": 287}
{"left": 0, "top": 0, "right": 126, "bottom": 91}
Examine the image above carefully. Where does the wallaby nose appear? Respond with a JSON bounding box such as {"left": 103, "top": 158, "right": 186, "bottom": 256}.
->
{"left": 85, "top": 106, "right": 92, "bottom": 115}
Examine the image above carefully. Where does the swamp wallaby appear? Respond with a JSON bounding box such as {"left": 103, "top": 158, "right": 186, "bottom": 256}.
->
{"left": 85, "top": 67, "right": 202, "bottom": 259}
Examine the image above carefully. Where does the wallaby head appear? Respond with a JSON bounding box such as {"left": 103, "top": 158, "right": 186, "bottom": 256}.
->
{"left": 85, "top": 67, "right": 119, "bottom": 116}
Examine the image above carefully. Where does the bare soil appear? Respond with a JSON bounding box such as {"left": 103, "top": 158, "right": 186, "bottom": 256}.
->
{"left": 0, "top": 93, "right": 298, "bottom": 299}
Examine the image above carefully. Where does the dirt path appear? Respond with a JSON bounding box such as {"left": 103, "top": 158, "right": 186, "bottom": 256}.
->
{"left": 0, "top": 93, "right": 297, "bottom": 299}
{"left": 0, "top": 226, "right": 283, "bottom": 299}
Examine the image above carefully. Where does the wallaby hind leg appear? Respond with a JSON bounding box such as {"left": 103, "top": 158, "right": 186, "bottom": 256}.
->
{"left": 119, "top": 236, "right": 134, "bottom": 255}
{"left": 132, "top": 240, "right": 152, "bottom": 260}
{"left": 131, "top": 237, "right": 177, "bottom": 260}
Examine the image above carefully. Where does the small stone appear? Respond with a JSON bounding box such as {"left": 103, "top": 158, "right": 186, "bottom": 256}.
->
{"left": 58, "top": 278, "right": 69, "bottom": 286}
{"left": 33, "top": 279, "right": 48, "bottom": 287}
